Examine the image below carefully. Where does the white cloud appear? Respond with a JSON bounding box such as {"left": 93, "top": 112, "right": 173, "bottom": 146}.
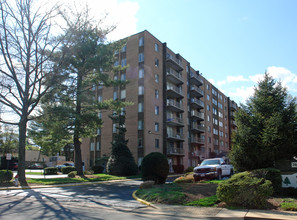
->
{"left": 217, "top": 75, "right": 249, "bottom": 86}
{"left": 228, "top": 86, "right": 255, "bottom": 104}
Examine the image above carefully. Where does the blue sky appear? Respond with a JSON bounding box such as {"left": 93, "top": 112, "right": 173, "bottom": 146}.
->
{"left": 48, "top": 0, "right": 297, "bottom": 104}
{"left": 107, "top": 0, "right": 297, "bottom": 105}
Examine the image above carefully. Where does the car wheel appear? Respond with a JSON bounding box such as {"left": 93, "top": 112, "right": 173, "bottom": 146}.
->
{"left": 194, "top": 177, "right": 200, "bottom": 182}
{"left": 217, "top": 171, "right": 222, "bottom": 180}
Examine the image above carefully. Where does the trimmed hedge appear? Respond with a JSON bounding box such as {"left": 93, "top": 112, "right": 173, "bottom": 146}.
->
{"left": 217, "top": 171, "right": 273, "bottom": 208}
{"left": 44, "top": 167, "right": 58, "bottom": 175}
{"left": 61, "top": 166, "right": 76, "bottom": 174}
{"left": 141, "top": 152, "right": 169, "bottom": 184}
{"left": 92, "top": 165, "right": 104, "bottom": 174}
{"left": 0, "top": 170, "right": 13, "bottom": 183}
{"left": 68, "top": 171, "right": 77, "bottom": 178}
{"left": 250, "top": 168, "right": 282, "bottom": 194}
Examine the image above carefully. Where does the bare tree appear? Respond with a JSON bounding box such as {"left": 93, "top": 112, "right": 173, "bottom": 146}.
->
{"left": 0, "top": 0, "right": 60, "bottom": 184}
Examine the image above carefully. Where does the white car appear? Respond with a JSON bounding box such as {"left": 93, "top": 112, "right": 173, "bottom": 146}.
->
{"left": 56, "top": 163, "right": 75, "bottom": 171}
{"left": 193, "top": 158, "right": 234, "bottom": 181}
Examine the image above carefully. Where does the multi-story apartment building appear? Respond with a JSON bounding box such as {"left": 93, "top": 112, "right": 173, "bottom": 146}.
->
{"left": 81, "top": 30, "right": 237, "bottom": 172}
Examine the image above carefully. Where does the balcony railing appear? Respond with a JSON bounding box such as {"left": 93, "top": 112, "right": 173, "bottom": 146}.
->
{"left": 191, "top": 123, "right": 205, "bottom": 133}
{"left": 166, "top": 117, "right": 184, "bottom": 127}
{"left": 167, "top": 132, "right": 184, "bottom": 141}
{"left": 230, "top": 102, "right": 237, "bottom": 111}
{"left": 190, "top": 98, "right": 204, "bottom": 109}
{"left": 190, "top": 85, "right": 204, "bottom": 97}
{"left": 167, "top": 147, "right": 184, "bottom": 155}
{"left": 190, "top": 111, "right": 204, "bottom": 120}
{"left": 190, "top": 137, "right": 205, "bottom": 145}
{"left": 166, "top": 99, "right": 184, "bottom": 112}
{"left": 166, "top": 84, "right": 184, "bottom": 98}
{"left": 166, "top": 68, "right": 183, "bottom": 84}
{"left": 166, "top": 53, "right": 183, "bottom": 71}
{"left": 190, "top": 72, "right": 203, "bottom": 86}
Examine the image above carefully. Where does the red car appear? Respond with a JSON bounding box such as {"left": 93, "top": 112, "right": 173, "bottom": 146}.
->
{"left": 9, "top": 162, "right": 18, "bottom": 171}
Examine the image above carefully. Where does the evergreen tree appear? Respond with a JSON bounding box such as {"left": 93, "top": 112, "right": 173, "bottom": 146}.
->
{"left": 106, "top": 110, "right": 138, "bottom": 176}
{"left": 230, "top": 73, "right": 297, "bottom": 171}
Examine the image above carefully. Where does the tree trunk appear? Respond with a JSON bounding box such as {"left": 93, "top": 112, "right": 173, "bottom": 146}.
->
{"left": 74, "top": 74, "right": 83, "bottom": 175}
{"left": 18, "top": 117, "right": 27, "bottom": 185}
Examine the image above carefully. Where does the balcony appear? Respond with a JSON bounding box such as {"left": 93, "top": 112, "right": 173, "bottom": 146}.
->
{"left": 190, "top": 85, "right": 204, "bottom": 98}
{"left": 191, "top": 124, "right": 205, "bottom": 133}
{"left": 167, "top": 147, "right": 184, "bottom": 156}
{"left": 167, "top": 132, "right": 184, "bottom": 141}
{"left": 166, "top": 53, "right": 183, "bottom": 71}
{"left": 189, "top": 151, "right": 200, "bottom": 158}
{"left": 166, "top": 85, "right": 184, "bottom": 98}
{"left": 230, "top": 102, "right": 237, "bottom": 111}
{"left": 230, "top": 111, "right": 236, "bottom": 119}
{"left": 166, "top": 117, "right": 184, "bottom": 127}
{"left": 190, "top": 111, "right": 204, "bottom": 121}
{"left": 189, "top": 72, "right": 203, "bottom": 86}
{"left": 190, "top": 98, "right": 204, "bottom": 109}
{"left": 231, "top": 120, "right": 237, "bottom": 127}
{"left": 190, "top": 137, "right": 205, "bottom": 145}
{"left": 166, "top": 68, "right": 183, "bottom": 85}
{"left": 166, "top": 99, "right": 184, "bottom": 113}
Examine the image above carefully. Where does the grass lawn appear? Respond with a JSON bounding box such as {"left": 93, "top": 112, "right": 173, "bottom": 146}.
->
{"left": 25, "top": 172, "right": 44, "bottom": 175}
{"left": 26, "top": 174, "right": 127, "bottom": 185}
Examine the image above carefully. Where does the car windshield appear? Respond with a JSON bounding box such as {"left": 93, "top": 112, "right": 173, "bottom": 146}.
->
{"left": 201, "top": 159, "right": 221, "bottom": 165}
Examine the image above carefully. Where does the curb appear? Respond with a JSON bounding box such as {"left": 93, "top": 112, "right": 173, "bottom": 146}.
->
{"left": 132, "top": 190, "right": 157, "bottom": 209}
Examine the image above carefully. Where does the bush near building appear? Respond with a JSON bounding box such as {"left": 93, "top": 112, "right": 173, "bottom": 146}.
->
{"left": 0, "top": 170, "right": 13, "bottom": 183}
{"left": 216, "top": 172, "right": 273, "bottom": 209}
{"left": 141, "top": 152, "right": 169, "bottom": 184}
{"left": 44, "top": 167, "right": 58, "bottom": 175}
{"left": 61, "top": 166, "right": 76, "bottom": 174}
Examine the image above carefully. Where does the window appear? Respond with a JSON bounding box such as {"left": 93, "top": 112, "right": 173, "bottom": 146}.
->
{"left": 98, "top": 95, "right": 102, "bottom": 102}
{"left": 155, "top": 74, "right": 159, "bottom": 83}
{"left": 138, "top": 53, "right": 144, "bottom": 62}
{"left": 121, "top": 58, "right": 126, "bottom": 67}
{"left": 212, "top": 108, "right": 217, "bottom": 115}
{"left": 155, "top": 122, "right": 159, "bottom": 132}
{"left": 90, "top": 141, "right": 95, "bottom": 151}
{"left": 208, "top": 126, "right": 211, "bottom": 133}
{"left": 207, "top": 115, "right": 210, "bottom": 122}
{"left": 207, "top": 84, "right": 210, "bottom": 90}
{"left": 219, "top": 112, "right": 223, "bottom": 118}
{"left": 138, "top": 102, "right": 144, "bottom": 112}
{"left": 155, "top": 139, "right": 159, "bottom": 148}
{"left": 139, "top": 37, "right": 144, "bottom": 46}
{"left": 207, "top": 94, "right": 210, "bottom": 101}
{"left": 98, "top": 112, "right": 102, "bottom": 119}
{"left": 120, "top": 89, "right": 126, "bottom": 99}
{"left": 208, "top": 137, "right": 211, "bottom": 143}
{"left": 155, "top": 90, "right": 159, "bottom": 99}
{"left": 113, "top": 91, "right": 118, "bottom": 100}
{"left": 138, "top": 120, "right": 143, "bottom": 130}
{"left": 219, "top": 121, "right": 223, "bottom": 127}
{"left": 113, "top": 124, "right": 117, "bottom": 133}
{"left": 213, "top": 118, "right": 218, "bottom": 125}
{"left": 114, "top": 75, "right": 118, "bottom": 80}
{"left": 120, "top": 73, "right": 126, "bottom": 81}
{"left": 97, "top": 128, "right": 101, "bottom": 135}
{"left": 155, "top": 58, "right": 159, "bottom": 67}
{"left": 207, "top": 104, "right": 210, "bottom": 111}
{"left": 212, "top": 88, "right": 218, "bottom": 96}
{"left": 96, "top": 141, "right": 100, "bottom": 151}
{"left": 155, "top": 43, "right": 159, "bottom": 52}
{"left": 121, "top": 45, "right": 126, "bottom": 52}
{"left": 139, "top": 68, "right": 144, "bottom": 78}
{"left": 213, "top": 128, "right": 218, "bottom": 135}
{"left": 114, "top": 60, "right": 119, "bottom": 66}
{"left": 138, "top": 85, "right": 144, "bottom": 95}
{"left": 212, "top": 98, "right": 218, "bottom": 106}
{"left": 155, "top": 105, "right": 159, "bottom": 115}
{"left": 138, "top": 138, "right": 143, "bottom": 148}
{"left": 120, "top": 107, "right": 125, "bottom": 116}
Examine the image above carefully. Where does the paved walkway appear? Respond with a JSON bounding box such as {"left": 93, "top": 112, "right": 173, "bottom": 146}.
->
{"left": 1, "top": 176, "right": 297, "bottom": 219}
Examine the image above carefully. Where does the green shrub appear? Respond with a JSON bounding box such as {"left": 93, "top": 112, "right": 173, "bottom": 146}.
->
{"left": 216, "top": 171, "right": 273, "bottom": 208}
{"left": 68, "top": 171, "right": 77, "bottom": 178}
{"left": 184, "top": 166, "right": 194, "bottom": 173}
{"left": 250, "top": 168, "right": 282, "bottom": 194}
{"left": 83, "top": 170, "right": 93, "bottom": 175}
{"left": 92, "top": 165, "right": 104, "bottom": 174}
{"left": 44, "top": 167, "right": 58, "bottom": 175}
{"left": 61, "top": 166, "right": 76, "bottom": 174}
{"left": 0, "top": 170, "right": 13, "bottom": 183}
{"left": 141, "top": 152, "right": 169, "bottom": 184}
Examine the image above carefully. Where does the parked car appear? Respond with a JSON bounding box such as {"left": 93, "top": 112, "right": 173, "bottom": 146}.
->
{"left": 28, "top": 163, "right": 43, "bottom": 169}
{"left": 9, "top": 162, "right": 18, "bottom": 171}
{"left": 56, "top": 162, "right": 75, "bottom": 172}
{"left": 193, "top": 158, "right": 234, "bottom": 182}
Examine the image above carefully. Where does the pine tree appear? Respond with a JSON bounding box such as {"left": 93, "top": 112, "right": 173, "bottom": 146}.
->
{"left": 106, "top": 110, "right": 138, "bottom": 176}
{"left": 230, "top": 73, "right": 297, "bottom": 171}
